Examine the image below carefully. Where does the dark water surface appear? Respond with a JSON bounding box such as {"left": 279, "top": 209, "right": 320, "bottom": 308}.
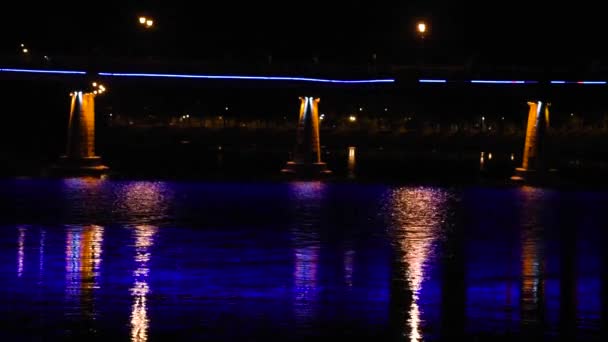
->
{"left": 1, "top": 178, "right": 608, "bottom": 341}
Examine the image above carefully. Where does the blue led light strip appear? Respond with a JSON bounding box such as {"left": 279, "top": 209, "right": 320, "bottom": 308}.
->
{"left": 98, "top": 72, "right": 395, "bottom": 84}
{"left": 551, "top": 80, "right": 608, "bottom": 85}
{"left": 0, "top": 68, "right": 86, "bottom": 75}
{"left": 470, "top": 80, "right": 530, "bottom": 84}
{"left": 419, "top": 79, "right": 447, "bottom": 83}
{"left": 576, "top": 81, "right": 606, "bottom": 85}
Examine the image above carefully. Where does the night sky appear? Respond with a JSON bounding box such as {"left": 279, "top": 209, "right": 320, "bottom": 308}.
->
{"left": 2, "top": 1, "right": 605, "bottom": 66}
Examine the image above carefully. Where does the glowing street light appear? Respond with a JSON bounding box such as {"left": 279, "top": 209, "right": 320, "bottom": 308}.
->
{"left": 349, "top": 115, "right": 357, "bottom": 123}
{"left": 91, "top": 82, "right": 107, "bottom": 95}
{"left": 138, "top": 16, "right": 154, "bottom": 28}
{"left": 22, "top": 48, "right": 29, "bottom": 54}
{"left": 417, "top": 22, "right": 427, "bottom": 34}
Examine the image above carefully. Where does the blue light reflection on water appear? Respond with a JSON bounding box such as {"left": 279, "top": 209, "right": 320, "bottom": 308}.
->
{"left": 0, "top": 180, "right": 608, "bottom": 340}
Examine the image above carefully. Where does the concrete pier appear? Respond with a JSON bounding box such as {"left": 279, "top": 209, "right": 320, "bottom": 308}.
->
{"left": 511, "top": 101, "right": 555, "bottom": 183}
{"left": 52, "top": 91, "right": 109, "bottom": 176}
{"left": 281, "top": 97, "right": 331, "bottom": 177}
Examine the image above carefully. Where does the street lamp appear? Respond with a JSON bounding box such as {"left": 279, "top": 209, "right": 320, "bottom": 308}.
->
{"left": 417, "top": 22, "right": 427, "bottom": 35}
{"left": 138, "top": 16, "right": 154, "bottom": 28}
{"left": 91, "top": 82, "right": 107, "bottom": 95}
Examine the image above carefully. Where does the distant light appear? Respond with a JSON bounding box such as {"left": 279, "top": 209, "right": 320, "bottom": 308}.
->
{"left": 501, "top": 117, "right": 505, "bottom": 120}
{"left": 510, "top": 153, "right": 515, "bottom": 161}
{"left": 417, "top": 22, "right": 427, "bottom": 33}
{"left": 571, "top": 113, "right": 574, "bottom": 117}
{"left": 482, "top": 116, "right": 485, "bottom": 120}
{"left": 419, "top": 79, "right": 446, "bottom": 83}
{"left": 320, "top": 114, "right": 325, "bottom": 120}
{"left": 146, "top": 19, "right": 153, "bottom": 27}
{"left": 225, "top": 106, "right": 229, "bottom": 111}
{"left": 488, "top": 153, "right": 493, "bottom": 160}
{"left": 22, "top": 48, "right": 28, "bottom": 53}
{"left": 359, "top": 107, "right": 363, "bottom": 112}
{"left": 93, "top": 90, "right": 98, "bottom": 94}
{"left": 20, "top": 43, "right": 24, "bottom": 47}
{"left": 109, "top": 113, "right": 113, "bottom": 117}
{"left": 0, "top": 68, "right": 86, "bottom": 75}
{"left": 384, "top": 108, "right": 388, "bottom": 112}
{"left": 550, "top": 80, "right": 566, "bottom": 84}
{"left": 98, "top": 72, "right": 395, "bottom": 84}
{"left": 349, "top": 115, "right": 357, "bottom": 122}
{"left": 92, "top": 82, "right": 98, "bottom": 87}
{"left": 139, "top": 16, "right": 146, "bottom": 24}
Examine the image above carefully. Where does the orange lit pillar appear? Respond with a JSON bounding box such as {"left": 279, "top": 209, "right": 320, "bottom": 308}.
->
{"left": 512, "top": 101, "right": 550, "bottom": 182}
{"left": 67, "top": 92, "right": 96, "bottom": 158}
{"left": 294, "top": 97, "right": 322, "bottom": 164}
{"left": 521, "top": 101, "right": 549, "bottom": 170}
{"left": 281, "top": 97, "right": 331, "bottom": 177}
{"left": 54, "top": 91, "right": 109, "bottom": 175}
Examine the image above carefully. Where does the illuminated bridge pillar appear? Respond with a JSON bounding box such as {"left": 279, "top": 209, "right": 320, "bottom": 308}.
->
{"left": 281, "top": 97, "right": 331, "bottom": 177}
{"left": 53, "top": 91, "right": 109, "bottom": 175}
{"left": 511, "top": 101, "right": 552, "bottom": 182}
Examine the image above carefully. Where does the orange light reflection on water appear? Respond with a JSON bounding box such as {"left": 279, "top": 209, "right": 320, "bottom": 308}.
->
{"left": 389, "top": 187, "right": 449, "bottom": 342}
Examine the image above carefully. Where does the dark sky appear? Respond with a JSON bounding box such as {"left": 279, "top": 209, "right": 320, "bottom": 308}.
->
{"left": 2, "top": 1, "right": 606, "bottom": 66}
